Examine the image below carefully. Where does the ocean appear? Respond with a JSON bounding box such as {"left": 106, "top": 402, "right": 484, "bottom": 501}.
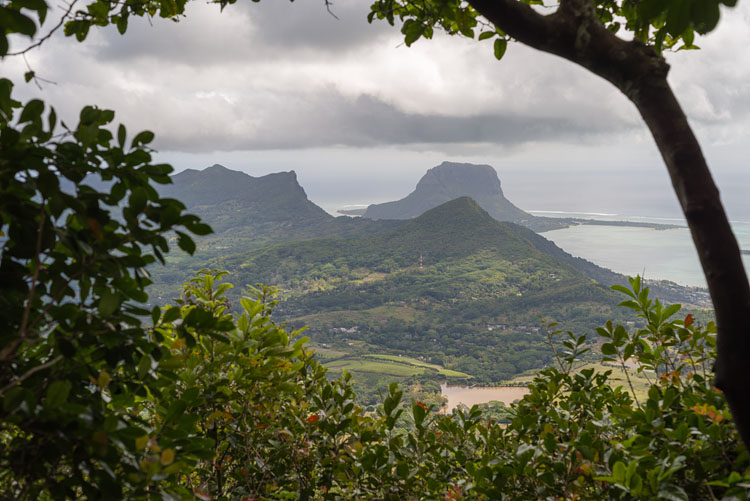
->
{"left": 532, "top": 211, "right": 750, "bottom": 288}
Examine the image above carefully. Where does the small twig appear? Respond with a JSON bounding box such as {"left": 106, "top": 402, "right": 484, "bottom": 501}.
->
{"left": 2, "top": 207, "right": 47, "bottom": 362}
{"left": 324, "top": 0, "right": 339, "bottom": 19}
{"left": 21, "top": 54, "right": 58, "bottom": 89}
{"left": 0, "top": 355, "right": 63, "bottom": 396}
{"left": 543, "top": 323, "right": 567, "bottom": 374}
{"left": 26, "top": 268, "right": 84, "bottom": 333}
{"left": 19, "top": 206, "right": 46, "bottom": 338}
{"left": 6, "top": 0, "right": 79, "bottom": 56}
{"left": 618, "top": 353, "right": 641, "bottom": 410}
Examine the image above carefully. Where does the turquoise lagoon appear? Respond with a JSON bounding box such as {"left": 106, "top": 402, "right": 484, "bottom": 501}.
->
{"left": 532, "top": 211, "right": 750, "bottom": 288}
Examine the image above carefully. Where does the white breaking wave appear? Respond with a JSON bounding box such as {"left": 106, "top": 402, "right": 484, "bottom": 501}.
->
{"left": 528, "top": 210, "right": 619, "bottom": 217}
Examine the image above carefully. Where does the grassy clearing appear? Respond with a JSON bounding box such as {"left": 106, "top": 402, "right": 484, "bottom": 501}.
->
{"left": 326, "top": 358, "right": 426, "bottom": 377}
{"left": 364, "top": 354, "right": 470, "bottom": 378}
{"left": 582, "top": 362, "right": 653, "bottom": 401}
{"left": 439, "top": 368, "right": 473, "bottom": 378}
{"left": 308, "top": 344, "right": 348, "bottom": 361}
{"left": 324, "top": 353, "right": 471, "bottom": 379}
{"left": 504, "top": 361, "right": 653, "bottom": 401}
{"left": 365, "top": 354, "right": 443, "bottom": 370}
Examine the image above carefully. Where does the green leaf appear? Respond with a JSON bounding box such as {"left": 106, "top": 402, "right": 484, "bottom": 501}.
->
{"left": 117, "top": 124, "right": 126, "bottom": 148}
{"left": 478, "top": 31, "right": 495, "bottom": 41}
{"left": 116, "top": 13, "right": 129, "bottom": 34}
{"left": 623, "top": 343, "right": 635, "bottom": 361}
{"left": 412, "top": 401, "right": 427, "bottom": 425}
{"left": 164, "top": 399, "right": 187, "bottom": 424}
{"left": 402, "top": 19, "right": 425, "bottom": 46}
{"left": 601, "top": 343, "right": 618, "bottom": 356}
{"left": 185, "top": 222, "right": 212, "bottom": 236}
{"left": 3, "top": 387, "right": 25, "bottom": 412}
{"left": 494, "top": 38, "right": 507, "bottom": 60}
{"left": 693, "top": 0, "right": 721, "bottom": 34}
{"left": 137, "top": 355, "right": 151, "bottom": 379}
{"left": 612, "top": 461, "right": 626, "bottom": 482}
{"left": 661, "top": 303, "right": 681, "bottom": 322}
{"left": 658, "top": 484, "right": 689, "bottom": 501}
{"left": 132, "top": 130, "right": 154, "bottom": 147}
{"left": 19, "top": 99, "right": 44, "bottom": 123}
{"left": 611, "top": 284, "right": 637, "bottom": 299}
{"left": 617, "top": 300, "right": 641, "bottom": 310}
{"left": 0, "top": 78, "right": 15, "bottom": 118}
{"left": 162, "top": 307, "right": 181, "bottom": 324}
{"left": 99, "top": 289, "right": 120, "bottom": 317}
{"left": 0, "top": 7, "right": 38, "bottom": 37}
{"left": 44, "top": 380, "right": 72, "bottom": 410}
{"left": 176, "top": 231, "right": 196, "bottom": 254}
{"left": 129, "top": 187, "right": 147, "bottom": 214}
{"left": 151, "top": 305, "right": 161, "bottom": 325}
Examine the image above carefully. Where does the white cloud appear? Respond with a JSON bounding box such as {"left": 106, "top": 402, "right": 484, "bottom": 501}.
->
{"left": 3, "top": 0, "right": 749, "bottom": 214}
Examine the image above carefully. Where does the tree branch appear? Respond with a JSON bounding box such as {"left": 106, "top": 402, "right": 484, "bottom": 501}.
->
{"left": 1, "top": 207, "right": 46, "bottom": 363}
{"left": 467, "top": 0, "right": 750, "bottom": 449}
{"left": 19, "top": 206, "right": 45, "bottom": 337}
{"left": 6, "top": 0, "right": 79, "bottom": 57}
{"left": 0, "top": 355, "right": 63, "bottom": 397}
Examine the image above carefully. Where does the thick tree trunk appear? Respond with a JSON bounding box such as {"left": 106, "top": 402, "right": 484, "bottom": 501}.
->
{"left": 468, "top": 0, "right": 750, "bottom": 448}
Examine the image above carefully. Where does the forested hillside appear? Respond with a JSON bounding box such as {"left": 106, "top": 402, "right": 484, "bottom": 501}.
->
{"left": 214, "top": 197, "right": 626, "bottom": 382}
{"left": 148, "top": 165, "right": 405, "bottom": 296}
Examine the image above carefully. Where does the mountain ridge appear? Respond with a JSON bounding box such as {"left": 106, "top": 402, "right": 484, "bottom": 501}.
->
{"left": 160, "top": 164, "right": 331, "bottom": 232}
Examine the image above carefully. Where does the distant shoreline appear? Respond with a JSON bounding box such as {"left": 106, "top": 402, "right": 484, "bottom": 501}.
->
{"left": 337, "top": 209, "right": 683, "bottom": 230}
{"left": 569, "top": 218, "right": 682, "bottom": 231}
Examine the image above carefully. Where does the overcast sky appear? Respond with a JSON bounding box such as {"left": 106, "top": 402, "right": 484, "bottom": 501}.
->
{"left": 5, "top": 0, "right": 750, "bottom": 219}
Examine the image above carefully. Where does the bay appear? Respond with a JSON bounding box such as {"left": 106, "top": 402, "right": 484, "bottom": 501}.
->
{"left": 538, "top": 216, "right": 750, "bottom": 288}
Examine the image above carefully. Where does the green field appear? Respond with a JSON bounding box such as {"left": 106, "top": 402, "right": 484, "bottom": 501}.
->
{"left": 363, "top": 354, "right": 470, "bottom": 378}
{"left": 504, "top": 361, "right": 653, "bottom": 401}
{"left": 325, "top": 353, "right": 470, "bottom": 379}
{"left": 326, "top": 359, "right": 426, "bottom": 376}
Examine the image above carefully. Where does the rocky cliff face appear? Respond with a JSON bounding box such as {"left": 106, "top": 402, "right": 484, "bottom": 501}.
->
{"left": 161, "top": 164, "right": 331, "bottom": 232}
{"left": 363, "top": 161, "right": 532, "bottom": 224}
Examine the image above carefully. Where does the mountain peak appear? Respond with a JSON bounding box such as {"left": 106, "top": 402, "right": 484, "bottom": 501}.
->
{"left": 363, "top": 162, "right": 528, "bottom": 223}
{"left": 415, "top": 196, "right": 489, "bottom": 221}
{"left": 420, "top": 162, "right": 504, "bottom": 197}
{"left": 159, "top": 165, "right": 331, "bottom": 232}
{"left": 404, "top": 196, "right": 501, "bottom": 235}
{"left": 377, "top": 197, "right": 538, "bottom": 262}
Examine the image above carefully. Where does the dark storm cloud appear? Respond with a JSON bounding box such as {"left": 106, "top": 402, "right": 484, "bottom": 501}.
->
{"left": 94, "top": 0, "right": 391, "bottom": 64}
{"left": 10, "top": 0, "right": 750, "bottom": 160}
{"left": 241, "top": 0, "right": 393, "bottom": 50}
{"left": 339, "top": 95, "right": 627, "bottom": 145}
{"left": 151, "top": 90, "right": 635, "bottom": 151}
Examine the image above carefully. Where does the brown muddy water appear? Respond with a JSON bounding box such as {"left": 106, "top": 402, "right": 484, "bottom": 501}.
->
{"left": 440, "top": 383, "right": 530, "bottom": 413}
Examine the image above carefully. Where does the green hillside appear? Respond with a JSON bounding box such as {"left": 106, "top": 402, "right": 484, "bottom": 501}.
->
{"left": 148, "top": 165, "right": 404, "bottom": 300}
{"left": 215, "top": 197, "right": 626, "bottom": 382}
{"left": 160, "top": 164, "right": 330, "bottom": 231}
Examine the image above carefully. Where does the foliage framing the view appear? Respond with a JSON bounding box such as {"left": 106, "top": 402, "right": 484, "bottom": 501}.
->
{"left": 4, "top": 256, "right": 748, "bottom": 498}
{"left": 0, "top": 78, "right": 213, "bottom": 496}
{"left": 2, "top": 0, "right": 750, "bottom": 498}
{"left": 367, "top": 0, "right": 737, "bottom": 57}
